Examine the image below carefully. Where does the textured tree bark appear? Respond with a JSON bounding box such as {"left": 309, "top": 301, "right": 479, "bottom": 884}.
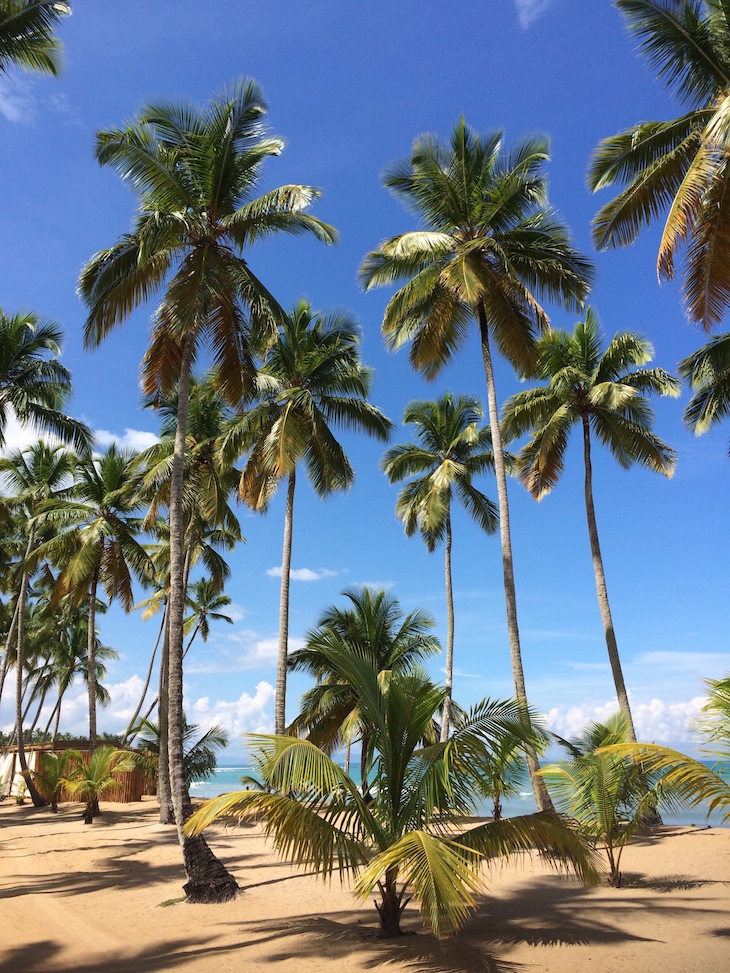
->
{"left": 275, "top": 469, "right": 296, "bottom": 736}
{"left": 375, "top": 866, "right": 407, "bottom": 937}
{"left": 15, "top": 525, "right": 48, "bottom": 807}
{"left": 478, "top": 302, "right": 553, "bottom": 813}
{"left": 440, "top": 509, "right": 454, "bottom": 742}
{"left": 582, "top": 418, "right": 637, "bottom": 742}
{"left": 167, "top": 335, "right": 238, "bottom": 902}
{"left": 157, "top": 609, "right": 174, "bottom": 824}
{"left": 87, "top": 570, "right": 99, "bottom": 753}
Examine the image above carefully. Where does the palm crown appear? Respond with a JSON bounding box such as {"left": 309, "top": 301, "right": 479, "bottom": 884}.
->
{"left": 0, "top": 1, "right": 70, "bottom": 77}
{"left": 589, "top": 0, "right": 730, "bottom": 330}
{"left": 360, "top": 118, "right": 593, "bottom": 378}
{"left": 502, "top": 307, "right": 681, "bottom": 498}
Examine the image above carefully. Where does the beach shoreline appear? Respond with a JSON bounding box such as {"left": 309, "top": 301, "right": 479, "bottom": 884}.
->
{"left": 1, "top": 797, "right": 727, "bottom": 973}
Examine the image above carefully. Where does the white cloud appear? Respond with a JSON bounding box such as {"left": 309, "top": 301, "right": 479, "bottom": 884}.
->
{"left": 0, "top": 77, "right": 36, "bottom": 123}
{"left": 94, "top": 427, "right": 159, "bottom": 452}
{"left": 514, "top": 0, "right": 552, "bottom": 29}
{"left": 545, "top": 694, "right": 709, "bottom": 750}
{"left": 0, "top": 411, "right": 50, "bottom": 455}
{"left": 265, "top": 565, "right": 338, "bottom": 582}
{"left": 188, "top": 681, "right": 274, "bottom": 739}
{"left": 186, "top": 630, "right": 306, "bottom": 673}
{"left": 353, "top": 580, "right": 395, "bottom": 591}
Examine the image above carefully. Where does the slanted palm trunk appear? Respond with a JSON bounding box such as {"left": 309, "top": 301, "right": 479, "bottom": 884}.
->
{"left": 167, "top": 334, "right": 238, "bottom": 902}
{"left": 582, "top": 418, "right": 637, "bottom": 742}
{"left": 0, "top": 597, "right": 21, "bottom": 708}
{"left": 440, "top": 508, "right": 454, "bottom": 742}
{"left": 275, "top": 469, "right": 296, "bottom": 736}
{"left": 15, "top": 526, "right": 47, "bottom": 807}
{"left": 87, "top": 569, "right": 99, "bottom": 753}
{"left": 478, "top": 303, "right": 553, "bottom": 812}
{"left": 121, "top": 604, "right": 166, "bottom": 746}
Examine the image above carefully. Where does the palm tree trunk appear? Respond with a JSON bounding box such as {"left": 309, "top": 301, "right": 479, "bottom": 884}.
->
{"left": 0, "top": 596, "right": 21, "bottom": 709}
{"left": 15, "top": 525, "right": 47, "bottom": 807}
{"left": 478, "top": 302, "right": 553, "bottom": 812}
{"left": 343, "top": 740, "right": 351, "bottom": 775}
{"left": 51, "top": 693, "right": 63, "bottom": 750}
{"left": 28, "top": 684, "right": 48, "bottom": 737}
{"left": 157, "top": 606, "right": 174, "bottom": 823}
{"left": 582, "top": 418, "right": 637, "bottom": 742}
{"left": 275, "top": 469, "right": 296, "bottom": 736}
{"left": 121, "top": 604, "right": 166, "bottom": 746}
{"left": 44, "top": 693, "right": 60, "bottom": 736}
{"left": 167, "top": 334, "right": 238, "bottom": 902}
{"left": 87, "top": 570, "right": 99, "bottom": 753}
{"left": 441, "top": 508, "right": 454, "bottom": 742}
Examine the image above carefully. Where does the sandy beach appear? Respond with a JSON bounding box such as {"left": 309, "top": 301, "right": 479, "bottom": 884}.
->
{"left": 0, "top": 798, "right": 727, "bottom": 973}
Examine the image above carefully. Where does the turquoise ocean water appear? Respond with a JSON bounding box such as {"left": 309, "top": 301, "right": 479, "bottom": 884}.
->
{"left": 191, "top": 762, "right": 729, "bottom": 828}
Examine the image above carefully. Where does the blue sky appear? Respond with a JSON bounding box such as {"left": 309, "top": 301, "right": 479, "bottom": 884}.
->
{"left": 0, "top": 0, "right": 727, "bottom": 758}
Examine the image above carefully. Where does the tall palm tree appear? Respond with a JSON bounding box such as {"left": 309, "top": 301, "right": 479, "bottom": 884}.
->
{"left": 678, "top": 332, "right": 730, "bottom": 452}
{"left": 502, "top": 308, "right": 680, "bottom": 740}
{"left": 360, "top": 119, "right": 593, "bottom": 809}
{"left": 222, "top": 299, "right": 393, "bottom": 734}
{"left": 79, "top": 78, "right": 335, "bottom": 901}
{"left": 589, "top": 0, "right": 730, "bottom": 331}
{"left": 289, "top": 587, "right": 441, "bottom": 785}
{"left": 382, "top": 394, "right": 498, "bottom": 739}
{"left": 184, "top": 576, "right": 233, "bottom": 653}
{"left": 37, "top": 444, "right": 153, "bottom": 751}
{"left": 0, "top": 1, "right": 70, "bottom": 77}
{"left": 0, "top": 441, "right": 74, "bottom": 806}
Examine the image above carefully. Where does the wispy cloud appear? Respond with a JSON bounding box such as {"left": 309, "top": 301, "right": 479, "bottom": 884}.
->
{"left": 186, "top": 630, "right": 306, "bottom": 673}
{"left": 0, "top": 77, "right": 36, "bottom": 124}
{"left": 514, "top": 0, "right": 552, "bottom": 29}
{"left": 266, "top": 565, "right": 338, "bottom": 582}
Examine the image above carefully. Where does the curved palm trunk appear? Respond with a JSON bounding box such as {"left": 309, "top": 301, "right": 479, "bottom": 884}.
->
{"left": 440, "top": 508, "right": 454, "bottom": 742}
{"left": 478, "top": 303, "right": 553, "bottom": 812}
{"left": 28, "top": 684, "right": 48, "bottom": 737}
{"left": 275, "top": 469, "right": 296, "bottom": 736}
{"left": 51, "top": 692, "right": 64, "bottom": 750}
{"left": 167, "top": 334, "right": 238, "bottom": 902}
{"left": 0, "top": 596, "right": 21, "bottom": 709}
{"left": 582, "top": 418, "right": 637, "bottom": 742}
{"left": 121, "top": 604, "right": 166, "bottom": 746}
{"left": 87, "top": 570, "right": 99, "bottom": 753}
{"left": 15, "top": 526, "right": 47, "bottom": 807}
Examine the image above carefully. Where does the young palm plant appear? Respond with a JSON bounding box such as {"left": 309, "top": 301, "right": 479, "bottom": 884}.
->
{"left": 79, "top": 79, "right": 334, "bottom": 899}
{"left": 186, "top": 650, "right": 597, "bottom": 938}
{"left": 288, "top": 586, "right": 441, "bottom": 787}
{"left": 502, "top": 309, "right": 680, "bottom": 740}
{"left": 589, "top": 0, "right": 730, "bottom": 331}
{"left": 221, "top": 299, "right": 393, "bottom": 734}
{"left": 382, "top": 394, "right": 498, "bottom": 739}
{"left": 540, "top": 713, "right": 697, "bottom": 887}
{"left": 360, "top": 118, "right": 593, "bottom": 809}
{"left": 60, "top": 746, "right": 137, "bottom": 824}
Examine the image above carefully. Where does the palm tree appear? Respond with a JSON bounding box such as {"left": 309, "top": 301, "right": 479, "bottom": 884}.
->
{"left": 678, "top": 332, "right": 730, "bottom": 453}
{"left": 184, "top": 576, "right": 233, "bottom": 654}
{"left": 132, "top": 714, "right": 229, "bottom": 788}
{"left": 0, "top": 442, "right": 75, "bottom": 805}
{"left": 502, "top": 309, "right": 680, "bottom": 740}
{"left": 60, "top": 746, "right": 137, "bottom": 824}
{"left": 222, "top": 300, "right": 393, "bottom": 734}
{"left": 37, "top": 444, "right": 153, "bottom": 751}
{"left": 79, "top": 78, "right": 335, "bottom": 901}
{"left": 382, "top": 394, "right": 498, "bottom": 739}
{"left": 360, "top": 119, "right": 593, "bottom": 809}
{"left": 589, "top": 0, "right": 730, "bottom": 331}
{"left": 289, "top": 587, "right": 441, "bottom": 786}
{"left": 0, "top": 309, "right": 91, "bottom": 453}
{"left": 186, "top": 656, "right": 597, "bottom": 939}
{"left": 540, "top": 713, "right": 697, "bottom": 886}
{"left": 0, "top": 0, "right": 70, "bottom": 77}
